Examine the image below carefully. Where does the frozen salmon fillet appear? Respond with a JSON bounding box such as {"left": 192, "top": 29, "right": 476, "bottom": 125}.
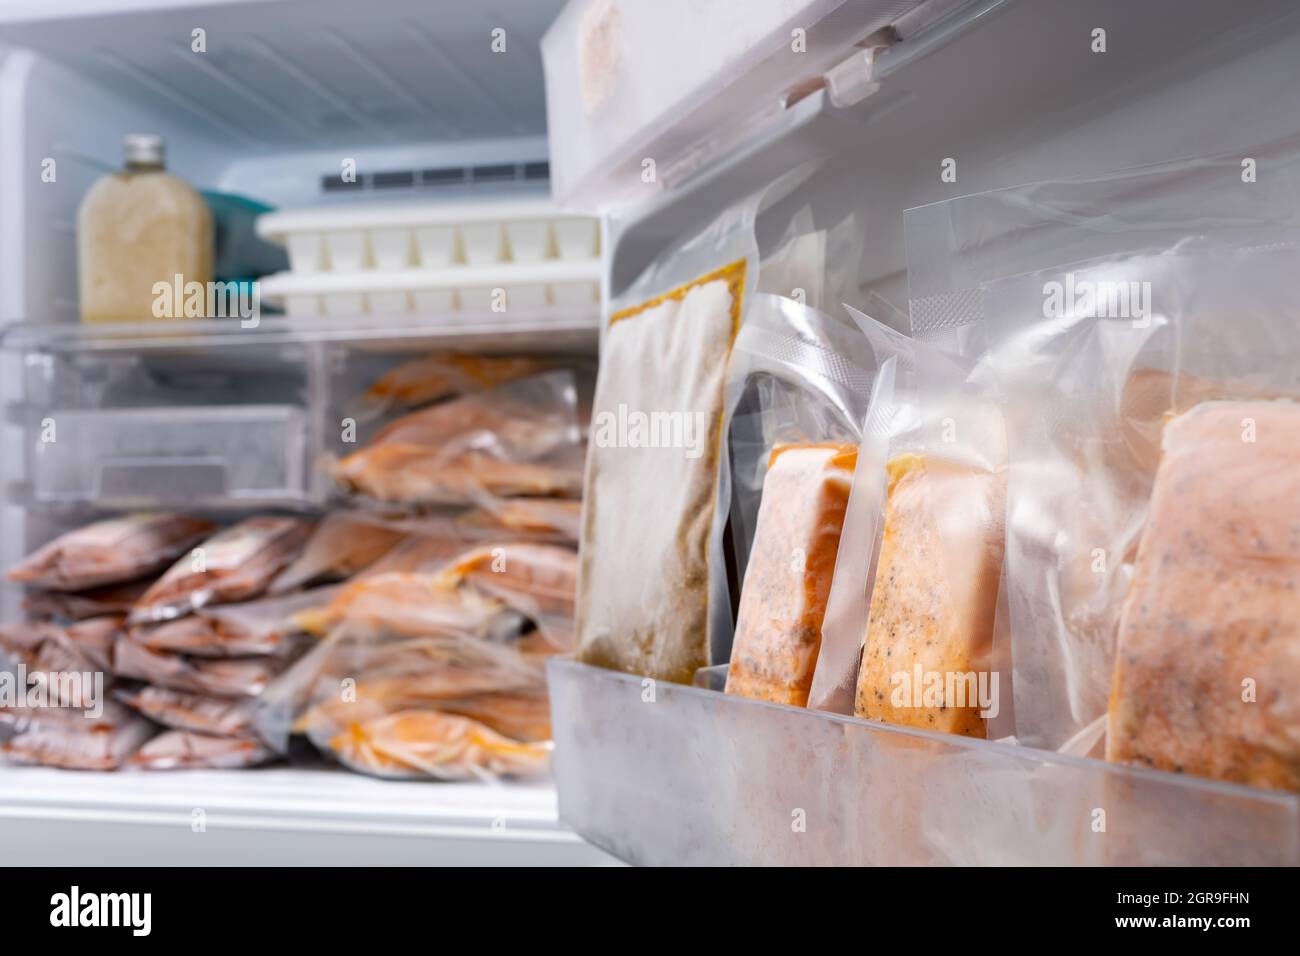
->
{"left": 127, "top": 587, "right": 332, "bottom": 658}
{"left": 727, "top": 444, "right": 856, "bottom": 706}
{"left": 8, "top": 513, "right": 216, "bottom": 591}
{"left": 292, "top": 572, "right": 517, "bottom": 640}
{"left": 456, "top": 497, "right": 582, "bottom": 543}
{"left": 855, "top": 454, "right": 1006, "bottom": 738}
{"left": 326, "top": 709, "right": 550, "bottom": 780}
{"left": 1107, "top": 401, "right": 1300, "bottom": 790}
{"left": 435, "top": 541, "right": 578, "bottom": 648}
{"left": 132, "top": 730, "right": 275, "bottom": 770}
{"left": 23, "top": 579, "right": 151, "bottom": 622}
{"left": 338, "top": 447, "right": 583, "bottom": 505}
{"left": 269, "top": 514, "right": 405, "bottom": 594}
{"left": 129, "top": 516, "right": 314, "bottom": 624}
{"left": 117, "top": 685, "right": 258, "bottom": 738}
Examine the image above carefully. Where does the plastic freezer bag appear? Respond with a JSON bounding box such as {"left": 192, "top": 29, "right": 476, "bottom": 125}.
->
{"left": 352, "top": 353, "right": 550, "bottom": 420}
{"left": 455, "top": 497, "right": 582, "bottom": 543}
{"left": 333, "top": 371, "right": 581, "bottom": 506}
{"left": 113, "top": 637, "right": 294, "bottom": 698}
{"left": 23, "top": 579, "right": 151, "bottom": 622}
{"left": 976, "top": 244, "right": 1300, "bottom": 753}
{"left": 434, "top": 541, "right": 578, "bottom": 651}
{"left": 117, "top": 685, "right": 258, "bottom": 738}
{"left": 268, "top": 514, "right": 406, "bottom": 594}
{"left": 129, "top": 515, "right": 314, "bottom": 624}
{"left": 8, "top": 513, "right": 216, "bottom": 591}
{"left": 3, "top": 717, "right": 156, "bottom": 770}
{"left": 131, "top": 730, "right": 275, "bottom": 770}
{"left": 1107, "top": 400, "right": 1300, "bottom": 791}
{"left": 127, "top": 586, "right": 336, "bottom": 658}
{"left": 577, "top": 198, "right": 758, "bottom": 684}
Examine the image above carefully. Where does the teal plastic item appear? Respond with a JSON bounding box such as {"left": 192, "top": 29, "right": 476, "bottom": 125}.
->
{"left": 202, "top": 191, "right": 289, "bottom": 283}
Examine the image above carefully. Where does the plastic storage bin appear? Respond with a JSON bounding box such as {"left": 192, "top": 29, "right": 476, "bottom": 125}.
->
{"left": 548, "top": 660, "right": 1300, "bottom": 865}
{"left": 30, "top": 406, "right": 308, "bottom": 507}
{"left": 256, "top": 196, "right": 601, "bottom": 317}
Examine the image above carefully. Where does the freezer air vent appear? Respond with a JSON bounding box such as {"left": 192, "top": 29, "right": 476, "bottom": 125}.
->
{"left": 320, "top": 161, "right": 550, "bottom": 195}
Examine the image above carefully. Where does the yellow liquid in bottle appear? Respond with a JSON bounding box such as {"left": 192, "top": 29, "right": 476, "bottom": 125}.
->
{"left": 77, "top": 163, "right": 213, "bottom": 324}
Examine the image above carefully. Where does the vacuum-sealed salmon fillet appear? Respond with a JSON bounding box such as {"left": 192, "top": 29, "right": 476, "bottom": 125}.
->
{"left": 131, "top": 730, "right": 275, "bottom": 770}
{"left": 8, "top": 513, "right": 216, "bottom": 591}
{"left": 855, "top": 454, "right": 1006, "bottom": 738}
{"left": 726, "top": 444, "right": 856, "bottom": 706}
{"left": 341, "top": 448, "right": 582, "bottom": 505}
{"left": 1107, "top": 401, "right": 1300, "bottom": 790}
{"left": 268, "top": 514, "right": 405, "bottom": 594}
{"left": 117, "top": 685, "right": 258, "bottom": 738}
{"left": 456, "top": 497, "right": 582, "bottom": 543}
{"left": 127, "top": 587, "right": 332, "bottom": 658}
{"left": 325, "top": 709, "right": 550, "bottom": 781}
{"left": 3, "top": 717, "right": 155, "bottom": 770}
{"left": 113, "top": 637, "right": 292, "bottom": 698}
{"left": 129, "top": 516, "right": 314, "bottom": 624}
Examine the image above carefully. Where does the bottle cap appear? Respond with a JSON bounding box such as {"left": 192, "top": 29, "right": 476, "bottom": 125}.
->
{"left": 124, "top": 133, "right": 165, "bottom": 167}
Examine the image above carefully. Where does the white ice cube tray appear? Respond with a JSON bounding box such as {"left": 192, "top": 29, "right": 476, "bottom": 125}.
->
{"left": 256, "top": 197, "right": 600, "bottom": 318}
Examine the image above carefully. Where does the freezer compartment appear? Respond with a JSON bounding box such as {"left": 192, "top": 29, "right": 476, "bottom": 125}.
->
{"left": 548, "top": 660, "right": 1300, "bottom": 865}
{"left": 30, "top": 405, "right": 307, "bottom": 508}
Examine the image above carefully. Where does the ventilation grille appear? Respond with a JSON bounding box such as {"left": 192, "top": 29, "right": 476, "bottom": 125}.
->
{"left": 322, "top": 160, "right": 550, "bottom": 193}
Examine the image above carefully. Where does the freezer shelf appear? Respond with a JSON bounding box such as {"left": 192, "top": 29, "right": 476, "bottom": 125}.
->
{"left": 0, "top": 765, "right": 618, "bottom": 866}
{"left": 548, "top": 660, "right": 1300, "bottom": 866}
{"left": 0, "top": 310, "right": 600, "bottom": 356}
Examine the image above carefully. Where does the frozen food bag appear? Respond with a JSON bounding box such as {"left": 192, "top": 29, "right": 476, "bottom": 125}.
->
{"left": 8, "top": 513, "right": 216, "bottom": 591}
{"left": 127, "top": 586, "right": 335, "bottom": 658}
{"left": 576, "top": 198, "right": 758, "bottom": 683}
{"left": 1107, "top": 401, "right": 1300, "bottom": 790}
{"left": 720, "top": 295, "right": 879, "bottom": 705}
{"left": 291, "top": 572, "right": 520, "bottom": 641}
{"left": 23, "top": 579, "right": 151, "bottom": 622}
{"left": 434, "top": 542, "right": 578, "bottom": 650}
{"left": 129, "top": 515, "right": 314, "bottom": 624}
{"left": 1, "top": 696, "right": 133, "bottom": 735}
{"left": 113, "top": 637, "right": 292, "bottom": 698}
{"left": 268, "top": 514, "right": 406, "bottom": 594}
{"left": 117, "top": 685, "right": 258, "bottom": 738}
{"left": 131, "top": 730, "right": 275, "bottom": 770}
{"left": 325, "top": 709, "right": 550, "bottom": 781}
{"left": 3, "top": 717, "right": 155, "bottom": 770}
{"left": 353, "top": 353, "right": 548, "bottom": 419}
{"left": 725, "top": 444, "right": 855, "bottom": 706}
{"left": 455, "top": 497, "right": 582, "bottom": 543}
{"left": 333, "top": 371, "right": 581, "bottom": 505}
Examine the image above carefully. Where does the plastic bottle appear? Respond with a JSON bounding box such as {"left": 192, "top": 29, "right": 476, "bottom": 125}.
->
{"left": 77, "top": 134, "right": 213, "bottom": 324}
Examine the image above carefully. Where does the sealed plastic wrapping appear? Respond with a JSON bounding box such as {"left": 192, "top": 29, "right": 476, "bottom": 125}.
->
{"left": 127, "top": 586, "right": 335, "bottom": 657}
{"left": 576, "top": 197, "right": 758, "bottom": 684}
{"left": 808, "top": 308, "right": 1007, "bottom": 740}
{"left": 8, "top": 513, "right": 216, "bottom": 591}
{"left": 433, "top": 542, "right": 578, "bottom": 651}
{"left": 269, "top": 514, "right": 406, "bottom": 594}
{"left": 130, "top": 730, "right": 274, "bottom": 770}
{"left": 23, "top": 579, "right": 151, "bottom": 622}
{"left": 3, "top": 718, "right": 156, "bottom": 770}
{"left": 721, "top": 294, "right": 877, "bottom": 706}
{"left": 351, "top": 353, "right": 549, "bottom": 421}
{"left": 117, "top": 685, "right": 258, "bottom": 738}
{"left": 113, "top": 637, "right": 294, "bottom": 698}
{"left": 332, "top": 371, "right": 583, "bottom": 506}
{"left": 129, "top": 515, "right": 314, "bottom": 624}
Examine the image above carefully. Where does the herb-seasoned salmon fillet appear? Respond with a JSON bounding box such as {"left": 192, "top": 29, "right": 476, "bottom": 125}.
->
{"left": 1107, "top": 400, "right": 1300, "bottom": 790}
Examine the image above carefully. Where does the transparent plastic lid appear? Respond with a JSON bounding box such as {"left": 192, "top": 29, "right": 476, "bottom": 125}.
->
{"left": 541, "top": 0, "right": 939, "bottom": 213}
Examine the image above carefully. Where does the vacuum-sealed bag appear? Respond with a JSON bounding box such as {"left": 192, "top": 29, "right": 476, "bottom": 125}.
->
{"left": 352, "top": 353, "right": 549, "bottom": 420}
{"left": 128, "top": 587, "right": 334, "bottom": 658}
{"left": 809, "top": 308, "right": 1006, "bottom": 738}
{"left": 23, "top": 579, "right": 151, "bottom": 622}
{"left": 8, "top": 514, "right": 216, "bottom": 591}
{"left": 722, "top": 295, "right": 878, "bottom": 706}
{"left": 3, "top": 717, "right": 156, "bottom": 770}
{"left": 117, "top": 685, "right": 258, "bottom": 738}
{"left": 576, "top": 198, "right": 758, "bottom": 684}
{"left": 131, "top": 730, "right": 275, "bottom": 770}
{"left": 129, "top": 516, "right": 314, "bottom": 624}
{"left": 333, "top": 371, "right": 582, "bottom": 506}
